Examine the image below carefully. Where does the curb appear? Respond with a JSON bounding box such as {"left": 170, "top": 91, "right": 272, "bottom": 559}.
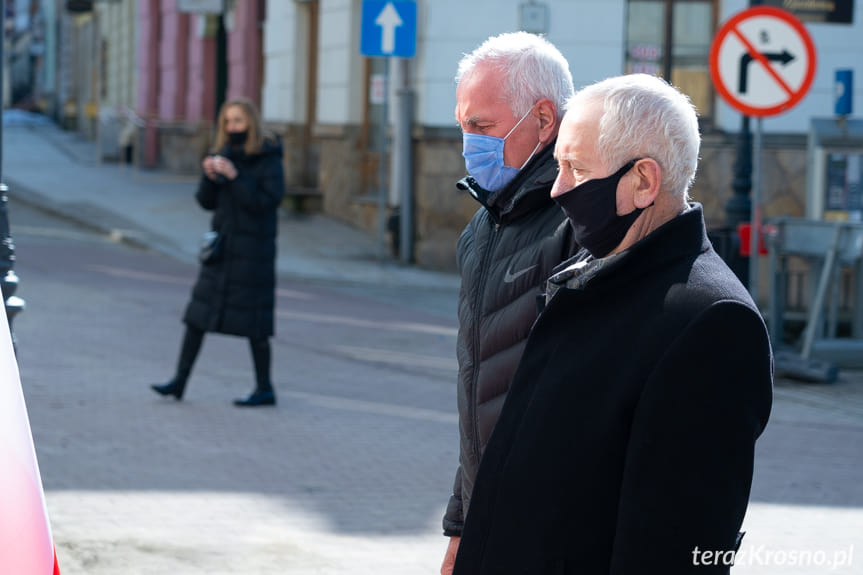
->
{"left": 4, "top": 176, "right": 165, "bottom": 255}
{"left": 4, "top": 176, "right": 461, "bottom": 293}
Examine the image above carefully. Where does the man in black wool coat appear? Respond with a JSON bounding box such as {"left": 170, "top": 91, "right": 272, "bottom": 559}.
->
{"left": 452, "top": 73, "right": 774, "bottom": 575}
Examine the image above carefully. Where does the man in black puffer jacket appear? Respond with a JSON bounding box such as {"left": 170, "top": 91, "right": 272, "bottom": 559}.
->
{"left": 440, "top": 32, "right": 576, "bottom": 575}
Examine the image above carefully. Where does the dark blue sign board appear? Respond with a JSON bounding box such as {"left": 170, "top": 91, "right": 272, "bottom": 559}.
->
{"left": 835, "top": 69, "right": 853, "bottom": 116}
{"left": 360, "top": 0, "right": 417, "bottom": 58}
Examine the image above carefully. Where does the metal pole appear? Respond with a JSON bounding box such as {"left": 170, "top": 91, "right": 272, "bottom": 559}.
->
{"left": 94, "top": 7, "right": 101, "bottom": 165}
{"left": 397, "top": 67, "right": 414, "bottom": 264}
{"left": 727, "top": 115, "right": 752, "bottom": 228}
{"left": 749, "top": 117, "right": 763, "bottom": 303}
{"left": 376, "top": 58, "right": 390, "bottom": 261}
{"left": 1, "top": 0, "right": 4, "bottom": 182}
{"left": 724, "top": 115, "right": 752, "bottom": 284}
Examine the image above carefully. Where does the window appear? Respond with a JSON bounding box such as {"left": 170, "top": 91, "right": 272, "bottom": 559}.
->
{"left": 626, "top": 0, "right": 716, "bottom": 127}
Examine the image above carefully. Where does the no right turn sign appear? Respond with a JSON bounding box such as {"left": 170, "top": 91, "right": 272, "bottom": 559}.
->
{"left": 710, "top": 6, "right": 817, "bottom": 117}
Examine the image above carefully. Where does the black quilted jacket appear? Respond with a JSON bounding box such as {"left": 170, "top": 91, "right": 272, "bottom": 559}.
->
{"left": 443, "top": 142, "right": 576, "bottom": 536}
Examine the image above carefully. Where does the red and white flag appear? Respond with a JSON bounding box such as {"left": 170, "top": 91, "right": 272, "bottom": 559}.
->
{"left": 0, "top": 303, "right": 60, "bottom": 574}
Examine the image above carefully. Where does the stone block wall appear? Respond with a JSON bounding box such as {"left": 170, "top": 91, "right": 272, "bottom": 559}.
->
{"left": 300, "top": 123, "right": 811, "bottom": 272}
{"left": 413, "top": 129, "right": 479, "bottom": 271}
{"left": 694, "top": 133, "right": 808, "bottom": 227}
{"left": 154, "top": 120, "right": 330, "bottom": 188}
{"left": 314, "top": 124, "right": 385, "bottom": 236}
{"left": 265, "top": 122, "right": 318, "bottom": 189}
{"left": 157, "top": 122, "right": 213, "bottom": 175}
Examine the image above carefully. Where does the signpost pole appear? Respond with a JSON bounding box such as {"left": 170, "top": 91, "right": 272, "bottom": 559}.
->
{"left": 361, "top": 0, "right": 416, "bottom": 262}
{"left": 377, "top": 59, "right": 390, "bottom": 261}
{"left": 395, "top": 60, "right": 414, "bottom": 264}
{"left": 749, "top": 117, "right": 763, "bottom": 301}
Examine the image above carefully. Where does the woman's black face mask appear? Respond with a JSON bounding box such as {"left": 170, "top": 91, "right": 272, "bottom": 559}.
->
{"left": 228, "top": 130, "right": 248, "bottom": 147}
{"left": 553, "top": 159, "right": 647, "bottom": 258}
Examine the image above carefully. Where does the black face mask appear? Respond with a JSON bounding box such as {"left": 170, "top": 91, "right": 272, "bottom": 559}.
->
{"left": 228, "top": 130, "right": 248, "bottom": 147}
{"left": 554, "top": 159, "right": 646, "bottom": 258}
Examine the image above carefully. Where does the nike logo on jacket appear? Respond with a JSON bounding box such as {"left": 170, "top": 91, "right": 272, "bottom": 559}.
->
{"left": 503, "top": 263, "right": 539, "bottom": 283}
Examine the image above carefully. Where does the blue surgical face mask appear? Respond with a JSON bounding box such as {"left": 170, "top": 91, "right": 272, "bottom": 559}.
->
{"left": 462, "top": 107, "right": 539, "bottom": 193}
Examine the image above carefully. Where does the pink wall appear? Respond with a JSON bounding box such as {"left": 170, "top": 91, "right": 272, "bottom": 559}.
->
{"left": 157, "top": 0, "right": 189, "bottom": 120}
{"left": 227, "top": 0, "right": 262, "bottom": 106}
{"left": 136, "top": 0, "right": 161, "bottom": 167}
{"left": 137, "top": 1, "right": 260, "bottom": 123}
{"left": 135, "top": 0, "right": 159, "bottom": 116}
{"left": 185, "top": 17, "right": 216, "bottom": 125}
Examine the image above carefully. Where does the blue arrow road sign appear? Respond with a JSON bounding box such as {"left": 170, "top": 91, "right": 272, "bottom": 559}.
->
{"left": 360, "top": 0, "right": 416, "bottom": 58}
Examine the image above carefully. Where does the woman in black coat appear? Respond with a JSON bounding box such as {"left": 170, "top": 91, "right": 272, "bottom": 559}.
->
{"left": 151, "top": 98, "right": 285, "bottom": 407}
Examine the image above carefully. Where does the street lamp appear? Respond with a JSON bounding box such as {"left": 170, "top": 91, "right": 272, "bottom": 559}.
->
{"left": 723, "top": 115, "right": 753, "bottom": 284}
{"left": 0, "top": 1, "right": 26, "bottom": 352}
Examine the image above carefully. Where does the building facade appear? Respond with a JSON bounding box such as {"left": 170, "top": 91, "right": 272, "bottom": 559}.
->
{"left": 262, "top": 0, "right": 863, "bottom": 269}
{"left": 48, "top": 0, "right": 863, "bottom": 270}
{"left": 134, "top": 0, "right": 263, "bottom": 170}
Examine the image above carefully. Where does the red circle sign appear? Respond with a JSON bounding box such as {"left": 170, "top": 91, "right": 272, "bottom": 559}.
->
{"left": 709, "top": 6, "right": 816, "bottom": 117}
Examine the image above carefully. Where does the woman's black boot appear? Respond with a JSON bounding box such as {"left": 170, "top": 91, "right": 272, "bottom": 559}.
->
{"left": 233, "top": 388, "right": 276, "bottom": 407}
{"left": 234, "top": 338, "right": 275, "bottom": 406}
{"left": 151, "top": 378, "right": 186, "bottom": 400}
{"left": 151, "top": 326, "right": 203, "bottom": 402}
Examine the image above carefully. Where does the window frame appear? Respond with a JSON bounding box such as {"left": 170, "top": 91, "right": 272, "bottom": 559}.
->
{"left": 626, "top": 0, "right": 719, "bottom": 130}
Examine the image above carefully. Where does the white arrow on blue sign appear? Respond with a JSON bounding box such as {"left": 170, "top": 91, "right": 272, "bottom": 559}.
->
{"left": 360, "top": 0, "right": 417, "bottom": 58}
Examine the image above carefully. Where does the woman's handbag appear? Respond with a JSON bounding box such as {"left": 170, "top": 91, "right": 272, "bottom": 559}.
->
{"left": 199, "top": 231, "right": 223, "bottom": 265}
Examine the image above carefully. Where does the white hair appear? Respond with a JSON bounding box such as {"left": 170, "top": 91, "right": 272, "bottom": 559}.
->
{"left": 456, "top": 32, "right": 574, "bottom": 118}
{"left": 566, "top": 74, "right": 701, "bottom": 199}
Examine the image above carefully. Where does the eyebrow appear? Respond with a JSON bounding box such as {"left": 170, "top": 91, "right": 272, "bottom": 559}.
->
{"left": 462, "top": 114, "right": 499, "bottom": 128}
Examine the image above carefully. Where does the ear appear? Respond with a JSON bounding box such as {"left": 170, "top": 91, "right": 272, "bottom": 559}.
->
{"left": 534, "top": 98, "right": 558, "bottom": 145}
{"left": 632, "top": 158, "right": 661, "bottom": 208}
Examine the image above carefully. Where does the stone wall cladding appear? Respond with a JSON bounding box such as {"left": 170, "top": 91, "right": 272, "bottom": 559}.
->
{"left": 413, "top": 132, "right": 476, "bottom": 270}
{"left": 297, "top": 124, "right": 810, "bottom": 272}
{"left": 157, "top": 123, "right": 213, "bottom": 175}
{"left": 694, "top": 133, "right": 807, "bottom": 227}
{"left": 265, "top": 122, "right": 319, "bottom": 189}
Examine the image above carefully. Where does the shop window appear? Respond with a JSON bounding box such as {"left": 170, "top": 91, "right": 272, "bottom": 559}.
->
{"left": 626, "top": 0, "right": 716, "bottom": 127}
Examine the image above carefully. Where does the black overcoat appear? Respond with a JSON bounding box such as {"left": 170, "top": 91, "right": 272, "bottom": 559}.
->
{"left": 453, "top": 205, "right": 774, "bottom": 575}
{"left": 183, "top": 139, "right": 285, "bottom": 340}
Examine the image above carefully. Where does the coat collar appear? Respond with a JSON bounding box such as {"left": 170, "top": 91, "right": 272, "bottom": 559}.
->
{"left": 457, "top": 140, "right": 558, "bottom": 225}
{"left": 547, "top": 203, "right": 711, "bottom": 298}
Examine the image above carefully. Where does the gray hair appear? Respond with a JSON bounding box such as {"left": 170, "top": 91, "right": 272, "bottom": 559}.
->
{"left": 566, "top": 74, "right": 700, "bottom": 199}
{"left": 456, "top": 32, "right": 574, "bottom": 118}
